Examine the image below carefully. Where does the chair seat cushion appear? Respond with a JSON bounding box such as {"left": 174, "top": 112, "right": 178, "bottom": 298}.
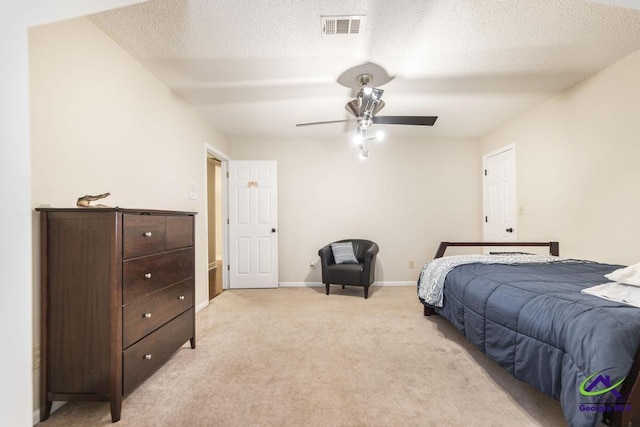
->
{"left": 327, "top": 263, "right": 364, "bottom": 285}
{"left": 331, "top": 242, "right": 359, "bottom": 264}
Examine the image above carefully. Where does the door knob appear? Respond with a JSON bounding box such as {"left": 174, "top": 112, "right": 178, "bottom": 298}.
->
{"left": 506, "top": 227, "right": 513, "bottom": 233}
{"left": 271, "top": 228, "right": 277, "bottom": 233}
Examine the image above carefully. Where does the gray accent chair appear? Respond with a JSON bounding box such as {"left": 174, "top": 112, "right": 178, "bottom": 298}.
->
{"left": 318, "top": 239, "right": 379, "bottom": 299}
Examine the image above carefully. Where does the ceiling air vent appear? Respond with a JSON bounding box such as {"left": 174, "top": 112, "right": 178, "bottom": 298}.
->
{"left": 321, "top": 15, "right": 365, "bottom": 36}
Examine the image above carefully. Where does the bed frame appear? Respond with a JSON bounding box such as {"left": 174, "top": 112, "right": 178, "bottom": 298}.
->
{"left": 421, "top": 241, "right": 640, "bottom": 427}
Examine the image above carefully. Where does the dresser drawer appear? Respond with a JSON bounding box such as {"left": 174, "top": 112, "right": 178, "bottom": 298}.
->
{"left": 122, "top": 308, "right": 194, "bottom": 395}
{"left": 122, "top": 279, "right": 194, "bottom": 348}
{"left": 123, "top": 248, "right": 194, "bottom": 304}
{"left": 123, "top": 215, "right": 165, "bottom": 258}
{"left": 165, "top": 215, "right": 193, "bottom": 251}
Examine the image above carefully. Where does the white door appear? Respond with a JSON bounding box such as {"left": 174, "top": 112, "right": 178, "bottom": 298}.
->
{"left": 483, "top": 146, "right": 517, "bottom": 242}
{"left": 228, "top": 160, "right": 278, "bottom": 288}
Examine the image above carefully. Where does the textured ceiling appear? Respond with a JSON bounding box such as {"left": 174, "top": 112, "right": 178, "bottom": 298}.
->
{"left": 90, "top": 0, "right": 640, "bottom": 140}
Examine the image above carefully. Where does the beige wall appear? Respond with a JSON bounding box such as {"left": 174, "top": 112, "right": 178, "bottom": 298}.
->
{"left": 481, "top": 49, "right": 640, "bottom": 265}
{"left": 29, "top": 16, "right": 229, "bottom": 412}
{"left": 230, "top": 136, "right": 483, "bottom": 283}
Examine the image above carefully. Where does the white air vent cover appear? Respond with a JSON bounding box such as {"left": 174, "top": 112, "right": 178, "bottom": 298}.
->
{"left": 321, "top": 15, "right": 365, "bottom": 36}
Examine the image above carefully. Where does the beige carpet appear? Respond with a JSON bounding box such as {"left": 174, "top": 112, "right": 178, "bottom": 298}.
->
{"left": 38, "top": 286, "right": 567, "bottom": 426}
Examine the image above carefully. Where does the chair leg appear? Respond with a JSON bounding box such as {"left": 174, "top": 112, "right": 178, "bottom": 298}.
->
{"left": 325, "top": 283, "right": 330, "bottom": 295}
{"left": 364, "top": 285, "right": 369, "bottom": 299}
{"left": 342, "top": 285, "right": 345, "bottom": 289}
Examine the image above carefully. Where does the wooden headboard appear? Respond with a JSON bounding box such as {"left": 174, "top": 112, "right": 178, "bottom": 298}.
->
{"left": 434, "top": 241, "right": 560, "bottom": 259}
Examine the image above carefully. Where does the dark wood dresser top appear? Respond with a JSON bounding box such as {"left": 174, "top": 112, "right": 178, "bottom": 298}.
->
{"left": 36, "top": 207, "right": 197, "bottom": 215}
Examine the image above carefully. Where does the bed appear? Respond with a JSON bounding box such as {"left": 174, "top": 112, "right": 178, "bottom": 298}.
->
{"left": 417, "top": 242, "right": 640, "bottom": 427}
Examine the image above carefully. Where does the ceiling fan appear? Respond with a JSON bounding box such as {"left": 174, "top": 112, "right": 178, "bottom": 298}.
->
{"left": 296, "top": 64, "right": 438, "bottom": 157}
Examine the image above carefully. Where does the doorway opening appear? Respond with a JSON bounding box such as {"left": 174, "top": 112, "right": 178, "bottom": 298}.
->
{"left": 207, "top": 157, "right": 223, "bottom": 299}
{"left": 205, "top": 143, "right": 230, "bottom": 299}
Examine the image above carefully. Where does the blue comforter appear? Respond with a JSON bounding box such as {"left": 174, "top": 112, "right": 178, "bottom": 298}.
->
{"left": 423, "top": 261, "right": 640, "bottom": 427}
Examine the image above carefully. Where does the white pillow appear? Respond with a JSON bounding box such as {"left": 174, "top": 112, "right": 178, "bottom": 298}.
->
{"left": 605, "top": 262, "right": 640, "bottom": 287}
{"left": 331, "top": 242, "right": 359, "bottom": 264}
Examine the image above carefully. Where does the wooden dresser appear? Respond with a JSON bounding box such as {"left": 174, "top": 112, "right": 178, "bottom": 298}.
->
{"left": 37, "top": 208, "right": 196, "bottom": 422}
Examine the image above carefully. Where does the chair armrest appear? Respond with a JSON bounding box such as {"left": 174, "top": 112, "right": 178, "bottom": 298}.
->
{"left": 318, "top": 244, "right": 334, "bottom": 280}
{"left": 365, "top": 243, "right": 379, "bottom": 258}
{"left": 362, "top": 243, "right": 379, "bottom": 285}
{"left": 318, "top": 244, "right": 333, "bottom": 262}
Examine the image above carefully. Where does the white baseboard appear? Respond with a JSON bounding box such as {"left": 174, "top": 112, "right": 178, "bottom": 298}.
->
{"left": 33, "top": 401, "right": 65, "bottom": 425}
{"left": 278, "top": 281, "right": 414, "bottom": 287}
{"left": 278, "top": 282, "right": 322, "bottom": 287}
{"left": 196, "top": 300, "right": 209, "bottom": 312}
{"left": 373, "top": 281, "right": 415, "bottom": 286}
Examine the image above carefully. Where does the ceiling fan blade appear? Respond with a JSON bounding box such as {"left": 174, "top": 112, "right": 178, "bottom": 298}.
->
{"left": 296, "top": 119, "right": 356, "bottom": 127}
{"left": 372, "top": 116, "right": 438, "bottom": 126}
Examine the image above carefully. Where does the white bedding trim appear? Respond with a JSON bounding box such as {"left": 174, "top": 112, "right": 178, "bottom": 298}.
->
{"left": 581, "top": 282, "right": 640, "bottom": 308}
{"left": 417, "top": 254, "right": 565, "bottom": 307}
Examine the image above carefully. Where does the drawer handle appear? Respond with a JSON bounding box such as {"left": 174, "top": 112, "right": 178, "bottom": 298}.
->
{"left": 144, "top": 354, "right": 152, "bottom": 360}
{"left": 143, "top": 312, "right": 152, "bottom": 319}
{"left": 143, "top": 231, "right": 153, "bottom": 237}
{"left": 144, "top": 273, "right": 152, "bottom": 279}
{"left": 178, "top": 295, "right": 185, "bottom": 301}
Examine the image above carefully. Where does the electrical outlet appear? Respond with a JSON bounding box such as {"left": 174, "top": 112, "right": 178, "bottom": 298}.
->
{"left": 33, "top": 347, "right": 41, "bottom": 370}
{"left": 310, "top": 260, "right": 316, "bottom": 269}
{"left": 409, "top": 260, "right": 415, "bottom": 269}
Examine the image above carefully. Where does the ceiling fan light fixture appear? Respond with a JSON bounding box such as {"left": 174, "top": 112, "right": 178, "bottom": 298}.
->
{"left": 358, "top": 139, "right": 370, "bottom": 159}
{"left": 295, "top": 63, "right": 438, "bottom": 158}
{"left": 361, "top": 99, "right": 378, "bottom": 117}
{"left": 357, "top": 117, "right": 372, "bottom": 130}
{"left": 352, "top": 127, "right": 383, "bottom": 158}
{"left": 372, "top": 100, "right": 385, "bottom": 116}
{"left": 345, "top": 99, "right": 360, "bottom": 117}
{"left": 358, "top": 85, "right": 384, "bottom": 118}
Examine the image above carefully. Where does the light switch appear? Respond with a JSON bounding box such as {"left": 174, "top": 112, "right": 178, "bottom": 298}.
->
{"left": 189, "top": 181, "right": 197, "bottom": 200}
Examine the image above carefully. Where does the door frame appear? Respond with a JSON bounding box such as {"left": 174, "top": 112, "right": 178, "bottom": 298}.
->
{"left": 204, "top": 143, "right": 230, "bottom": 291}
{"left": 482, "top": 143, "right": 517, "bottom": 242}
